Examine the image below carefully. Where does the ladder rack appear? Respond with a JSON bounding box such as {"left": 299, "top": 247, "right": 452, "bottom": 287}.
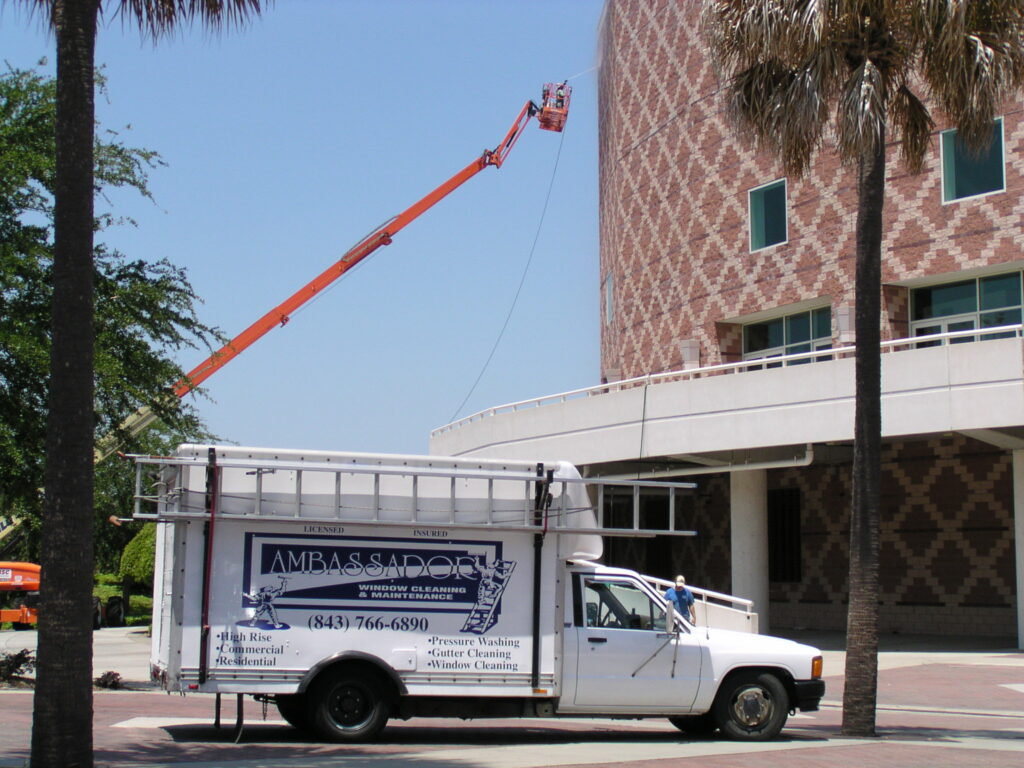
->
{"left": 132, "top": 451, "right": 697, "bottom": 538}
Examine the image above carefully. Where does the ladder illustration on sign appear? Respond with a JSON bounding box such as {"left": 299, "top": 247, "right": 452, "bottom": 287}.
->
{"left": 461, "top": 559, "right": 516, "bottom": 635}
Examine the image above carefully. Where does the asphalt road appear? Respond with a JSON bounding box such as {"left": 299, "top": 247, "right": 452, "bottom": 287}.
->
{"left": 2, "top": 629, "right": 1022, "bottom": 768}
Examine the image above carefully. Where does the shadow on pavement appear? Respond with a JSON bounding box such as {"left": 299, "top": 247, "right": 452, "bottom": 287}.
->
{"left": 159, "top": 720, "right": 836, "bottom": 746}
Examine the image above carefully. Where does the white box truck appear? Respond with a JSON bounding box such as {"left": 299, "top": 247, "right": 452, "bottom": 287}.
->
{"left": 135, "top": 445, "right": 824, "bottom": 743}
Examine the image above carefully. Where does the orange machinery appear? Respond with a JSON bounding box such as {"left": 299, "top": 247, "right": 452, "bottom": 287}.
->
{"left": 172, "top": 82, "right": 572, "bottom": 398}
{"left": 99, "top": 82, "right": 572, "bottom": 451}
{"left": 0, "top": 561, "right": 40, "bottom": 628}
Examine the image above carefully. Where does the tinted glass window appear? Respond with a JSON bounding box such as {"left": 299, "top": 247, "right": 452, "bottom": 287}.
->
{"left": 942, "top": 121, "right": 1004, "bottom": 202}
{"left": 912, "top": 280, "right": 976, "bottom": 321}
{"left": 750, "top": 180, "right": 787, "bottom": 250}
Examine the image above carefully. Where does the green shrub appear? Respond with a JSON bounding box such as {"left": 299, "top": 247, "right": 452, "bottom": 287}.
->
{"left": 127, "top": 594, "right": 153, "bottom": 627}
{"left": 0, "top": 649, "right": 35, "bottom": 682}
{"left": 94, "top": 671, "right": 123, "bottom": 689}
{"left": 119, "top": 522, "right": 156, "bottom": 590}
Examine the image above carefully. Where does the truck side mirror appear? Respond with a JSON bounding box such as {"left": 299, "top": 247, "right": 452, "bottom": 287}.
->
{"left": 665, "top": 601, "right": 678, "bottom": 635}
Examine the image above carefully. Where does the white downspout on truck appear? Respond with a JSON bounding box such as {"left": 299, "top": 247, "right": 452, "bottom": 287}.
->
{"left": 135, "top": 444, "right": 824, "bottom": 743}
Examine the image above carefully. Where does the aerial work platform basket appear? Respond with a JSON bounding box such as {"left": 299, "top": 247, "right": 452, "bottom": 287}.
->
{"left": 538, "top": 82, "right": 570, "bottom": 132}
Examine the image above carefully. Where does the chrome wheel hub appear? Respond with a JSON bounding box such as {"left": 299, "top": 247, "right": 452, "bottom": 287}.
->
{"left": 732, "top": 685, "right": 771, "bottom": 727}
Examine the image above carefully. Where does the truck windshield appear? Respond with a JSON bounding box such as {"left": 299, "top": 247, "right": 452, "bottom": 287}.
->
{"left": 582, "top": 578, "right": 667, "bottom": 631}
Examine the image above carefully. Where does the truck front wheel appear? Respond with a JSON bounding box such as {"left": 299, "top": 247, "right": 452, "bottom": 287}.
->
{"left": 305, "top": 668, "right": 390, "bottom": 742}
{"left": 712, "top": 671, "right": 788, "bottom": 741}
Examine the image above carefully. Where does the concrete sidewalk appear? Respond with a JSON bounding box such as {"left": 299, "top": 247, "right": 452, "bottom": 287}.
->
{"left": 0, "top": 625, "right": 153, "bottom": 686}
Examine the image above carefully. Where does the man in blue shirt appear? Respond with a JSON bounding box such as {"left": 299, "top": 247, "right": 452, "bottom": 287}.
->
{"left": 664, "top": 575, "right": 695, "bottom": 624}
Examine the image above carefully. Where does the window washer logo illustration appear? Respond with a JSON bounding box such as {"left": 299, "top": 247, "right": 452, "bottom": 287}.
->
{"left": 241, "top": 575, "right": 291, "bottom": 630}
{"left": 462, "top": 558, "right": 515, "bottom": 634}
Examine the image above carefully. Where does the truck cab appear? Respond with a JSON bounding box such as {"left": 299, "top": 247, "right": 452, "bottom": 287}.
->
{"left": 560, "top": 562, "right": 824, "bottom": 739}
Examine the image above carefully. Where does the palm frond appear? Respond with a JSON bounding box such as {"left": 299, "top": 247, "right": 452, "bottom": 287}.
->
{"left": 916, "top": 0, "right": 1024, "bottom": 152}
{"left": 701, "top": 0, "right": 837, "bottom": 71}
{"left": 703, "top": 1, "right": 844, "bottom": 176}
{"left": 112, "top": 0, "right": 270, "bottom": 38}
{"left": 888, "top": 82, "right": 934, "bottom": 174}
{"left": 836, "top": 58, "right": 887, "bottom": 164}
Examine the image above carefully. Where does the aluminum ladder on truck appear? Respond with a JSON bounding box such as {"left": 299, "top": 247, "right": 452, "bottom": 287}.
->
{"left": 131, "top": 447, "right": 700, "bottom": 541}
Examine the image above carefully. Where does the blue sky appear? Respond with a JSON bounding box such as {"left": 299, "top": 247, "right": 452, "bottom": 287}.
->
{"left": 1, "top": 0, "right": 603, "bottom": 455}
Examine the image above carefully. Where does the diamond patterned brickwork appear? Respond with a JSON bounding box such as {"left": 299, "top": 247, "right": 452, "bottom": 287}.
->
{"left": 599, "top": 0, "right": 1024, "bottom": 380}
{"left": 767, "top": 435, "right": 1016, "bottom": 637}
{"left": 602, "top": 435, "right": 1015, "bottom": 636}
{"left": 883, "top": 285, "right": 910, "bottom": 340}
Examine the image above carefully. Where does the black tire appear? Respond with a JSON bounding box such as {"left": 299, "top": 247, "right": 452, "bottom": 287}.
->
{"left": 11, "top": 622, "right": 30, "bottom": 631}
{"left": 305, "top": 668, "right": 390, "bottom": 742}
{"left": 712, "top": 671, "right": 789, "bottom": 741}
{"left": 105, "top": 597, "right": 125, "bottom": 628}
{"left": 92, "top": 596, "right": 104, "bottom": 630}
{"left": 668, "top": 713, "right": 717, "bottom": 735}
{"left": 276, "top": 693, "right": 310, "bottom": 731}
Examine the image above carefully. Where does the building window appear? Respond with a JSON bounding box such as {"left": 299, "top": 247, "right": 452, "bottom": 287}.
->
{"left": 743, "top": 307, "right": 831, "bottom": 366}
{"left": 749, "top": 179, "right": 787, "bottom": 251}
{"left": 768, "top": 488, "right": 802, "bottom": 583}
{"left": 604, "top": 274, "right": 614, "bottom": 326}
{"left": 911, "top": 271, "right": 1022, "bottom": 346}
{"left": 941, "top": 119, "right": 1005, "bottom": 203}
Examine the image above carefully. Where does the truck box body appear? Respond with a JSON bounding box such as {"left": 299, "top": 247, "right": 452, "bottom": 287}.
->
{"left": 139, "top": 445, "right": 824, "bottom": 742}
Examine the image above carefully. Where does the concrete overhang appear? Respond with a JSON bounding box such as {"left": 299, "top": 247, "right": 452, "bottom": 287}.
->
{"left": 430, "top": 337, "right": 1024, "bottom": 467}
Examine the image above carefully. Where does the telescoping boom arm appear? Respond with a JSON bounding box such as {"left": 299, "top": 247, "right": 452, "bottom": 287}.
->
{"left": 175, "top": 83, "right": 570, "bottom": 398}
{"left": 98, "top": 83, "right": 571, "bottom": 452}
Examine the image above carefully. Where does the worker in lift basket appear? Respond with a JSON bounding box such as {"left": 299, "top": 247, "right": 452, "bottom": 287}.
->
{"left": 664, "top": 575, "right": 695, "bottom": 624}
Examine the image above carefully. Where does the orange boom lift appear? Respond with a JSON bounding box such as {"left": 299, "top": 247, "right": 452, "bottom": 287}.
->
{"left": 0, "top": 561, "right": 40, "bottom": 629}
{"left": 94, "top": 82, "right": 571, "bottom": 454}
{"left": 174, "top": 82, "right": 571, "bottom": 398}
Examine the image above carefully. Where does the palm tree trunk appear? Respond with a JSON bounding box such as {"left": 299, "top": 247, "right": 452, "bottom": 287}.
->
{"left": 841, "top": 126, "right": 885, "bottom": 738}
{"left": 31, "top": 1, "right": 100, "bottom": 766}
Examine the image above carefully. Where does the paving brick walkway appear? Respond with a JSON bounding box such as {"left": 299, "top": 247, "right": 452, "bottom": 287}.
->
{"left": 1, "top": 632, "right": 1021, "bottom": 767}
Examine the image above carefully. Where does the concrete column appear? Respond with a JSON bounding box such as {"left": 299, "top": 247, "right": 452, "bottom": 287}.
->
{"left": 730, "top": 469, "right": 770, "bottom": 634}
{"left": 1013, "top": 451, "right": 1024, "bottom": 650}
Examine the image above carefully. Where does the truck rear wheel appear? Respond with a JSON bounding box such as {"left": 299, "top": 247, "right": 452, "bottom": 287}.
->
{"left": 305, "top": 668, "right": 390, "bottom": 742}
{"left": 712, "top": 671, "right": 788, "bottom": 741}
{"left": 667, "top": 713, "right": 716, "bottom": 735}
{"left": 275, "top": 693, "right": 309, "bottom": 731}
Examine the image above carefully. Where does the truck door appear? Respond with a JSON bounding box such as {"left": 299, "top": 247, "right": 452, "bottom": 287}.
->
{"left": 566, "top": 575, "right": 702, "bottom": 711}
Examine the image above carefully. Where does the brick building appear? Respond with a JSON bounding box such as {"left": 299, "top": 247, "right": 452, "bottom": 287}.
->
{"left": 433, "top": 1, "right": 1024, "bottom": 644}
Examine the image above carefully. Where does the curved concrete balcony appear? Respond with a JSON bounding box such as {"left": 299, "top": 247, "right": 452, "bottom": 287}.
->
{"left": 430, "top": 328, "right": 1024, "bottom": 464}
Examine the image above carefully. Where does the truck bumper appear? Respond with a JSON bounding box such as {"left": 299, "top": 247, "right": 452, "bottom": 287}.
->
{"left": 793, "top": 679, "right": 826, "bottom": 712}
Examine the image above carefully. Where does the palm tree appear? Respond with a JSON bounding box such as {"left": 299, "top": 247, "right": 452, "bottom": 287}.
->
{"left": 700, "top": 1, "right": 1024, "bottom": 736}
{"left": 8, "top": 2, "right": 268, "bottom": 766}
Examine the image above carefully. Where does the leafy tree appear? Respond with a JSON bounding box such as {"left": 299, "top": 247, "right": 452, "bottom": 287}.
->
{"left": 5, "top": 2, "right": 268, "bottom": 764}
{"left": 118, "top": 521, "right": 155, "bottom": 589}
{"left": 1, "top": 65, "right": 218, "bottom": 567}
{"left": 700, "top": 0, "right": 1024, "bottom": 736}
{"left": 0, "top": 52, "right": 234, "bottom": 765}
